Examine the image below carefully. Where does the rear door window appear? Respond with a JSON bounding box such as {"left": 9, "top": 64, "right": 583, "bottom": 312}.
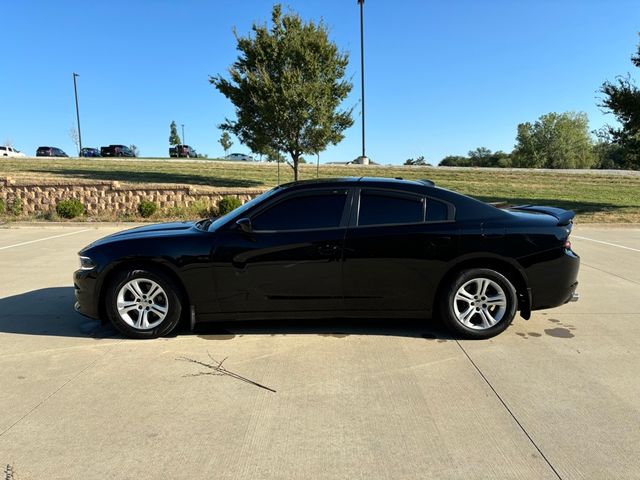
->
{"left": 358, "top": 190, "right": 424, "bottom": 226}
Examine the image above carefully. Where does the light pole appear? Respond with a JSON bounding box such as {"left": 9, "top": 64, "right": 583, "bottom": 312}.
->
{"left": 72, "top": 73, "right": 83, "bottom": 156}
{"left": 357, "top": 0, "right": 366, "bottom": 160}
{"left": 181, "top": 124, "right": 185, "bottom": 146}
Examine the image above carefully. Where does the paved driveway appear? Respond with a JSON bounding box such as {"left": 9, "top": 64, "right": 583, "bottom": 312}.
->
{"left": 0, "top": 224, "right": 638, "bottom": 479}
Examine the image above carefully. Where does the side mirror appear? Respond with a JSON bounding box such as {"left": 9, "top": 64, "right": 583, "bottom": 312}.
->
{"left": 236, "top": 217, "right": 253, "bottom": 233}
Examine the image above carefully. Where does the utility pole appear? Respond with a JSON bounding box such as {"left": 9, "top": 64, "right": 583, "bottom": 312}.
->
{"left": 358, "top": 0, "right": 366, "bottom": 159}
{"left": 181, "top": 124, "right": 185, "bottom": 146}
{"left": 72, "top": 73, "right": 83, "bottom": 156}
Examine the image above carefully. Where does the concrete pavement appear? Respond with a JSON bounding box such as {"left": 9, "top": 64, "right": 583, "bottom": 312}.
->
{"left": 0, "top": 224, "right": 638, "bottom": 479}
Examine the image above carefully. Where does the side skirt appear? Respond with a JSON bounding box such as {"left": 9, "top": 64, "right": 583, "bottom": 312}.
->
{"left": 195, "top": 309, "right": 431, "bottom": 323}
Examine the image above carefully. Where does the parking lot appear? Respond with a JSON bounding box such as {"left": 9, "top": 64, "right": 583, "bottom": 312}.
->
{"left": 0, "top": 224, "right": 639, "bottom": 479}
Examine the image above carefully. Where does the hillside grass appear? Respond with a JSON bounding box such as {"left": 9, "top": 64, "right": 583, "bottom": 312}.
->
{"left": 1, "top": 158, "right": 639, "bottom": 223}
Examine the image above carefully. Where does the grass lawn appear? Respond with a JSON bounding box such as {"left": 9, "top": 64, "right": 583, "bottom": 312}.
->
{"left": 1, "top": 158, "right": 639, "bottom": 223}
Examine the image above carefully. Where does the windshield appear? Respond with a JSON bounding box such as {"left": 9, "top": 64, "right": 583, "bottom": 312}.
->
{"left": 207, "top": 186, "right": 280, "bottom": 232}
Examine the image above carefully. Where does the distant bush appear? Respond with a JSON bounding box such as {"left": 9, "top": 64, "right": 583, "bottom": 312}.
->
{"left": 138, "top": 200, "right": 158, "bottom": 218}
{"left": 9, "top": 197, "right": 23, "bottom": 216}
{"left": 56, "top": 198, "right": 85, "bottom": 219}
{"left": 439, "top": 148, "right": 512, "bottom": 168}
{"left": 0, "top": 198, "right": 5, "bottom": 215}
{"left": 404, "top": 155, "right": 429, "bottom": 166}
{"left": 218, "top": 196, "right": 242, "bottom": 216}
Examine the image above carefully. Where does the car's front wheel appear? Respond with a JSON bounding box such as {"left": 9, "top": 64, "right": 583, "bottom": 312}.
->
{"left": 105, "top": 268, "right": 183, "bottom": 339}
{"left": 441, "top": 268, "right": 517, "bottom": 339}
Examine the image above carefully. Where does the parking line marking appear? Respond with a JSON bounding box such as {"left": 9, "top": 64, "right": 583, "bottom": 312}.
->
{"left": 0, "top": 229, "right": 92, "bottom": 251}
{"left": 572, "top": 235, "right": 640, "bottom": 253}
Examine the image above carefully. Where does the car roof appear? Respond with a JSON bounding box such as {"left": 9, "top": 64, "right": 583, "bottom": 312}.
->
{"left": 276, "top": 176, "right": 509, "bottom": 221}
{"left": 280, "top": 176, "right": 436, "bottom": 190}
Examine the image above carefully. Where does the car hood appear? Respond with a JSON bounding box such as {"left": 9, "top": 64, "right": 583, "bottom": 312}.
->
{"left": 81, "top": 221, "right": 197, "bottom": 251}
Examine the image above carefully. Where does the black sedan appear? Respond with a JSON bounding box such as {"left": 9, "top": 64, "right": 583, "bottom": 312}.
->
{"left": 74, "top": 177, "right": 580, "bottom": 339}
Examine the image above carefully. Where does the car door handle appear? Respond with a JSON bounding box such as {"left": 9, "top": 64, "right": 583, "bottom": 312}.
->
{"left": 318, "top": 244, "right": 340, "bottom": 256}
{"left": 427, "top": 236, "right": 452, "bottom": 247}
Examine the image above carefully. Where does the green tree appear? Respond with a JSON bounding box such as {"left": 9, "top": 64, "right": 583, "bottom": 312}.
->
{"left": 219, "top": 131, "right": 233, "bottom": 155}
{"left": 592, "top": 128, "right": 625, "bottom": 169}
{"left": 439, "top": 155, "right": 471, "bottom": 167}
{"left": 211, "top": 4, "right": 353, "bottom": 181}
{"left": 262, "top": 146, "right": 285, "bottom": 163}
{"left": 512, "top": 112, "right": 595, "bottom": 169}
{"left": 438, "top": 150, "right": 511, "bottom": 168}
{"left": 468, "top": 148, "right": 512, "bottom": 168}
{"left": 468, "top": 147, "right": 493, "bottom": 166}
{"left": 599, "top": 34, "right": 640, "bottom": 169}
{"left": 492, "top": 151, "right": 512, "bottom": 168}
{"left": 169, "top": 121, "right": 181, "bottom": 146}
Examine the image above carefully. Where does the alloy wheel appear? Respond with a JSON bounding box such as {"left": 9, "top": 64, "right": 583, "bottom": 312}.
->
{"left": 453, "top": 277, "right": 507, "bottom": 330}
{"left": 116, "top": 278, "right": 168, "bottom": 330}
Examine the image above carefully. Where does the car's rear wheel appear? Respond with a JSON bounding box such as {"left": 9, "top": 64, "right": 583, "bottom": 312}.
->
{"left": 441, "top": 268, "right": 517, "bottom": 339}
{"left": 105, "top": 269, "right": 182, "bottom": 339}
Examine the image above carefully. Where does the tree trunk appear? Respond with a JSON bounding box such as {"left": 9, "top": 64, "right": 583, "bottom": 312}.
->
{"left": 291, "top": 153, "right": 299, "bottom": 181}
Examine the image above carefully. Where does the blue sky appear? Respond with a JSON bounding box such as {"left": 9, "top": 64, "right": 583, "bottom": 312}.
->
{"left": 2, "top": 0, "right": 639, "bottom": 163}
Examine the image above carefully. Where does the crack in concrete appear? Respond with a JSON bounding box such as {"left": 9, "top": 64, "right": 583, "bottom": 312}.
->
{"left": 0, "top": 340, "right": 123, "bottom": 438}
{"left": 581, "top": 262, "right": 640, "bottom": 286}
{"left": 455, "top": 340, "right": 564, "bottom": 480}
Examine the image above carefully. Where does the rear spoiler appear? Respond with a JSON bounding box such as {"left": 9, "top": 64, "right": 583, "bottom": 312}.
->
{"left": 510, "top": 205, "right": 575, "bottom": 226}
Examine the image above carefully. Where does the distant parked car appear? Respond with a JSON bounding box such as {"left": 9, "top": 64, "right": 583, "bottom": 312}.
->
{"left": 0, "top": 146, "right": 26, "bottom": 157}
{"left": 225, "top": 153, "right": 255, "bottom": 162}
{"left": 100, "top": 145, "right": 136, "bottom": 157}
{"left": 36, "top": 146, "right": 68, "bottom": 157}
{"left": 169, "top": 144, "right": 197, "bottom": 158}
{"left": 80, "top": 147, "right": 101, "bottom": 157}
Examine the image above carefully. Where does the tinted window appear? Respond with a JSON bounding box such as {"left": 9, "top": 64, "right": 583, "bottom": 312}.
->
{"left": 358, "top": 191, "right": 424, "bottom": 226}
{"left": 253, "top": 192, "right": 346, "bottom": 231}
{"left": 426, "top": 199, "right": 449, "bottom": 221}
{"left": 0, "top": 147, "right": 6, "bottom": 151}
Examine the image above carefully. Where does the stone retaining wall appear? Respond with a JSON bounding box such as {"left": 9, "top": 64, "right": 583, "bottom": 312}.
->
{"left": 0, "top": 177, "right": 266, "bottom": 216}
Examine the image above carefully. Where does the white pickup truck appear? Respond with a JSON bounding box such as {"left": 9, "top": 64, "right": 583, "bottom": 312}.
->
{"left": 0, "top": 146, "right": 26, "bottom": 157}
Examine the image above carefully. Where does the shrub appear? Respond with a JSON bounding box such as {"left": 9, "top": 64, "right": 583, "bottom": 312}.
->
{"left": 36, "top": 207, "right": 57, "bottom": 221}
{"left": 165, "top": 205, "right": 190, "bottom": 219}
{"left": 189, "top": 200, "right": 214, "bottom": 218}
{"left": 0, "top": 198, "right": 5, "bottom": 215}
{"left": 218, "top": 196, "right": 242, "bottom": 216}
{"left": 9, "top": 197, "right": 23, "bottom": 216}
{"left": 138, "top": 200, "right": 158, "bottom": 218}
{"left": 56, "top": 198, "right": 85, "bottom": 219}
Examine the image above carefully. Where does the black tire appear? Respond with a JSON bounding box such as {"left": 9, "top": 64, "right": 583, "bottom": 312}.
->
{"left": 440, "top": 268, "right": 517, "bottom": 339}
{"left": 105, "top": 268, "right": 183, "bottom": 339}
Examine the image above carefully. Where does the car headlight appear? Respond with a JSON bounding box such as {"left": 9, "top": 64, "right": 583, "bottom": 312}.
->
{"left": 79, "top": 256, "right": 96, "bottom": 270}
